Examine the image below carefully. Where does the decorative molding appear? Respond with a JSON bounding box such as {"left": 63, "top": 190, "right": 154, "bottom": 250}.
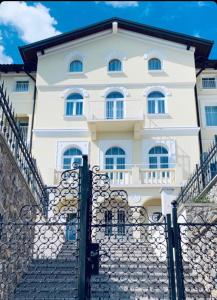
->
{"left": 37, "top": 82, "right": 195, "bottom": 92}
{"left": 60, "top": 87, "right": 89, "bottom": 98}
{"left": 65, "top": 51, "right": 85, "bottom": 64}
{"left": 101, "top": 86, "right": 129, "bottom": 97}
{"left": 112, "top": 21, "right": 118, "bottom": 34}
{"left": 33, "top": 128, "right": 90, "bottom": 137}
{"left": 143, "top": 86, "right": 171, "bottom": 96}
{"left": 142, "top": 127, "right": 200, "bottom": 136}
{"left": 56, "top": 141, "right": 89, "bottom": 170}
{"left": 105, "top": 50, "right": 127, "bottom": 64}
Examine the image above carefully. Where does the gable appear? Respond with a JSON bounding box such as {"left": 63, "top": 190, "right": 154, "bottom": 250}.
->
{"left": 19, "top": 17, "right": 213, "bottom": 68}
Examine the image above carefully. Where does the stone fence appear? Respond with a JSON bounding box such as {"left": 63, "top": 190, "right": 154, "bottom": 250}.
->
{"left": 0, "top": 133, "right": 39, "bottom": 300}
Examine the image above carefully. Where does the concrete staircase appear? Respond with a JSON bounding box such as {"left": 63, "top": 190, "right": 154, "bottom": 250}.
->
{"left": 12, "top": 241, "right": 211, "bottom": 300}
{"left": 13, "top": 241, "right": 79, "bottom": 300}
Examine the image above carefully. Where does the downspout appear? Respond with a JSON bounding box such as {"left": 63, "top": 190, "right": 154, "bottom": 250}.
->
{"left": 195, "top": 62, "right": 206, "bottom": 161}
{"left": 23, "top": 68, "right": 37, "bottom": 153}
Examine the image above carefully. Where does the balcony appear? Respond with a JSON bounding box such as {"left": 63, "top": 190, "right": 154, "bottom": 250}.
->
{"left": 54, "top": 166, "right": 176, "bottom": 187}
{"left": 86, "top": 100, "right": 144, "bottom": 139}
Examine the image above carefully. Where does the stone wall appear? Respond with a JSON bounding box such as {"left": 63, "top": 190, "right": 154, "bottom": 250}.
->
{"left": 177, "top": 178, "right": 217, "bottom": 298}
{"left": 0, "top": 133, "right": 38, "bottom": 300}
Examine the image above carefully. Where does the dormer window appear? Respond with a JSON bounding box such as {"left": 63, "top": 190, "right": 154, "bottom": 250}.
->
{"left": 108, "top": 59, "right": 122, "bottom": 72}
{"left": 69, "top": 60, "right": 83, "bottom": 73}
{"left": 148, "top": 58, "right": 161, "bottom": 71}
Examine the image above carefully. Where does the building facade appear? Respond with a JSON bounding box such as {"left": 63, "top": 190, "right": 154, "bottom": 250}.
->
{"left": 0, "top": 18, "right": 217, "bottom": 224}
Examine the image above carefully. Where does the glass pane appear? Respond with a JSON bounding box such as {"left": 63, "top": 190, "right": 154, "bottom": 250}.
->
{"left": 148, "top": 58, "right": 161, "bottom": 70}
{"left": 73, "top": 157, "right": 82, "bottom": 165}
{"left": 15, "top": 81, "right": 29, "bottom": 92}
{"left": 160, "top": 156, "right": 169, "bottom": 168}
{"left": 205, "top": 106, "right": 217, "bottom": 126}
{"left": 107, "top": 92, "right": 124, "bottom": 99}
{"left": 148, "top": 100, "right": 155, "bottom": 113}
{"left": 106, "top": 101, "right": 114, "bottom": 119}
{"left": 117, "top": 210, "right": 125, "bottom": 235}
{"left": 117, "top": 157, "right": 125, "bottom": 169}
{"left": 70, "top": 60, "right": 83, "bottom": 72}
{"left": 63, "top": 158, "right": 71, "bottom": 170}
{"left": 158, "top": 100, "right": 165, "bottom": 113}
{"left": 105, "top": 157, "right": 114, "bottom": 169}
{"left": 76, "top": 102, "right": 83, "bottom": 115}
{"left": 66, "top": 102, "right": 73, "bottom": 116}
{"left": 105, "top": 211, "right": 112, "bottom": 236}
{"left": 149, "top": 157, "right": 157, "bottom": 169}
{"left": 64, "top": 148, "right": 82, "bottom": 156}
{"left": 116, "top": 101, "right": 124, "bottom": 119}
{"left": 202, "top": 78, "right": 216, "bottom": 89}
{"left": 108, "top": 59, "right": 122, "bottom": 72}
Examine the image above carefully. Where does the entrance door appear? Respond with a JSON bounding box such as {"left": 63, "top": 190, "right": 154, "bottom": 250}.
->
{"left": 66, "top": 213, "right": 77, "bottom": 241}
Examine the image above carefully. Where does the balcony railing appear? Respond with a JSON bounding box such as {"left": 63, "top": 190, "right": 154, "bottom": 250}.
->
{"left": 54, "top": 165, "right": 176, "bottom": 186}
{"left": 0, "top": 81, "right": 47, "bottom": 210}
{"left": 87, "top": 99, "right": 145, "bottom": 121}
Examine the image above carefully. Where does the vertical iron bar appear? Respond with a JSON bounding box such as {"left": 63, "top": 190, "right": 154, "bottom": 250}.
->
{"left": 166, "top": 214, "right": 177, "bottom": 300}
{"left": 78, "top": 155, "right": 90, "bottom": 300}
{"left": 172, "top": 201, "right": 185, "bottom": 300}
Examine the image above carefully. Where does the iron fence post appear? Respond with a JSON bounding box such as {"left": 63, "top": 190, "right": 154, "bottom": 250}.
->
{"left": 165, "top": 214, "right": 177, "bottom": 300}
{"left": 172, "top": 201, "right": 185, "bottom": 300}
{"left": 78, "top": 155, "right": 91, "bottom": 300}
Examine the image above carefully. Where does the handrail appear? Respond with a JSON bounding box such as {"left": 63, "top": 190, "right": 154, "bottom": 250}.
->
{"left": 176, "top": 138, "right": 217, "bottom": 205}
{"left": 0, "top": 81, "right": 47, "bottom": 210}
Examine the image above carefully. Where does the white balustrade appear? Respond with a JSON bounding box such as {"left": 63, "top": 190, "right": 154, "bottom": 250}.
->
{"left": 140, "top": 168, "right": 176, "bottom": 185}
{"left": 54, "top": 167, "right": 176, "bottom": 186}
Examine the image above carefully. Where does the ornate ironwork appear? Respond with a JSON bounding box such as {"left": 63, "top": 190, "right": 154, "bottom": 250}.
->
{"left": 89, "top": 166, "right": 171, "bottom": 299}
{"left": 176, "top": 137, "right": 217, "bottom": 205}
{"left": 1, "top": 158, "right": 217, "bottom": 300}
{"left": 0, "top": 165, "right": 80, "bottom": 300}
{"left": 0, "top": 81, "right": 46, "bottom": 207}
{"left": 178, "top": 222, "right": 217, "bottom": 299}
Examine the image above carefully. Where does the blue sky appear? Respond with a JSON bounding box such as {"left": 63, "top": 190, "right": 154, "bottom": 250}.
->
{"left": 0, "top": 1, "right": 217, "bottom": 64}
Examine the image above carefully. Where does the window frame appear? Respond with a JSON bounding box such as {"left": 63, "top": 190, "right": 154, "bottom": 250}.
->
{"left": 108, "top": 58, "right": 123, "bottom": 73}
{"left": 202, "top": 77, "right": 217, "bottom": 89}
{"left": 147, "top": 92, "right": 166, "bottom": 115}
{"left": 62, "top": 147, "right": 83, "bottom": 170}
{"left": 148, "top": 58, "right": 162, "bottom": 71}
{"left": 205, "top": 105, "right": 217, "bottom": 127}
{"left": 69, "top": 59, "right": 83, "bottom": 73}
{"left": 65, "top": 93, "right": 84, "bottom": 117}
{"left": 148, "top": 146, "right": 169, "bottom": 169}
{"left": 15, "top": 80, "right": 29, "bottom": 93}
{"left": 105, "top": 92, "right": 125, "bottom": 119}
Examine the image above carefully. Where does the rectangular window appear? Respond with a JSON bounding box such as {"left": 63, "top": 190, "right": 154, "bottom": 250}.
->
{"left": 205, "top": 106, "right": 217, "bottom": 126}
{"left": 148, "top": 100, "right": 155, "bottom": 114}
{"left": 158, "top": 100, "right": 165, "bottom": 114}
{"left": 63, "top": 158, "right": 71, "bottom": 170}
{"left": 160, "top": 156, "right": 169, "bottom": 168}
{"left": 66, "top": 102, "right": 73, "bottom": 116}
{"left": 105, "top": 210, "right": 112, "bottom": 236}
{"left": 149, "top": 157, "right": 157, "bottom": 169}
{"left": 18, "top": 121, "right": 28, "bottom": 141}
{"left": 106, "top": 101, "right": 114, "bottom": 119}
{"left": 15, "top": 81, "right": 29, "bottom": 92}
{"left": 76, "top": 102, "right": 83, "bottom": 115}
{"left": 117, "top": 210, "right": 125, "bottom": 236}
{"left": 105, "top": 157, "right": 113, "bottom": 169}
{"left": 116, "top": 101, "right": 124, "bottom": 119}
{"left": 202, "top": 78, "right": 216, "bottom": 89}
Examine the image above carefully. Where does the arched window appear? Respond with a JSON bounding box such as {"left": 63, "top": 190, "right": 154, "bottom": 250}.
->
{"left": 66, "top": 93, "right": 83, "bottom": 116}
{"left": 147, "top": 91, "right": 165, "bottom": 114}
{"left": 63, "top": 147, "right": 82, "bottom": 169}
{"left": 149, "top": 146, "right": 168, "bottom": 169}
{"left": 69, "top": 60, "right": 83, "bottom": 72}
{"left": 148, "top": 58, "right": 161, "bottom": 70}
{"left": 105, "top": 147, "right": 125, "bottom": 169}
{"left": 108, "top": 59, "right": 122, "bottom": 72}
{"left": 106, "top": 91, "right": 124, "bottom": 119}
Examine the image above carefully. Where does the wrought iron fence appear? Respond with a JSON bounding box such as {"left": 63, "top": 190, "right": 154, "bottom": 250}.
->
{"left": 0, "top": 81, "right": 47, "bottom": 208}
{"left": 176, "top": 138, "right": 217, "bottom": 205}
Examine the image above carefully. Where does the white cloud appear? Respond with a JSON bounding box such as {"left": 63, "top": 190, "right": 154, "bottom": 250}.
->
{"left": 0, "top": 45, "right": 13, "bottom": 64}
{"left": 105, "top": 1, "right": 139, "bottom": 8}
{"left": 0, "top": 1, "right": 61, "bottom": 43}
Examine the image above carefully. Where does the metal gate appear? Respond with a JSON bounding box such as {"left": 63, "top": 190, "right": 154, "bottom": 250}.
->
{"left": 1, "top": 155, "right": 217, "bottom": 300}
